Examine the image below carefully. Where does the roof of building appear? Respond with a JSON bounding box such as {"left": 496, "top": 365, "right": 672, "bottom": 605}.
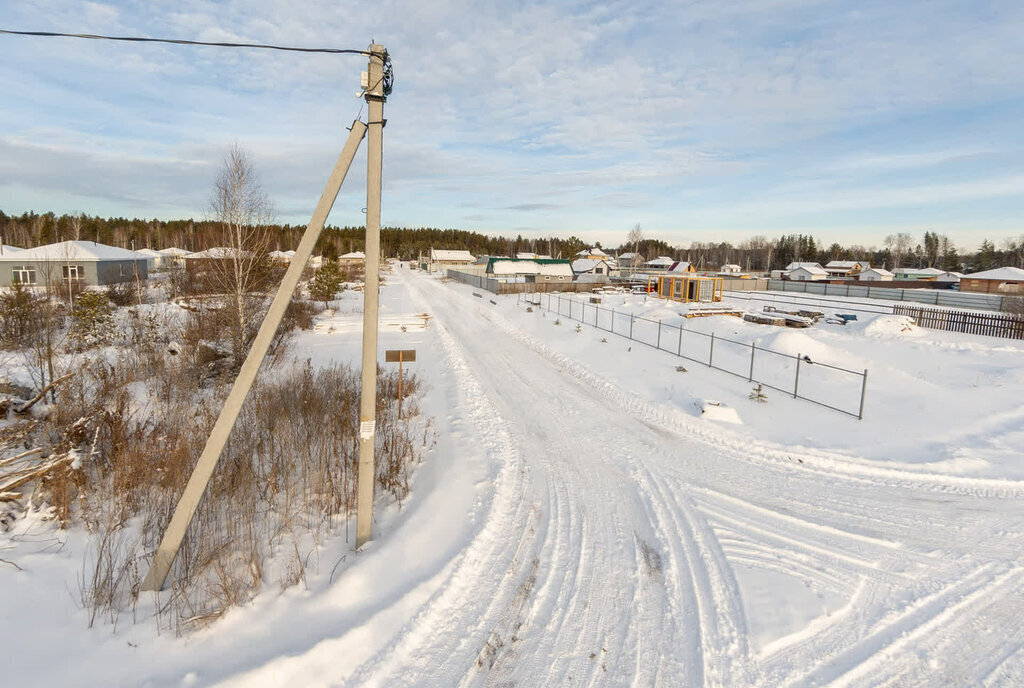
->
{"left": 571, "top": 258, "right": 610, "bottom": 274}
{"left": 135, "top": 248, "right": 162, "bottom": 257}
{"left": 895, "top": 266, "right": 944, "bottom": 276}
{"left": 785, "top": 261, "right": 824, "bottom": 271}
{"left": 575, "top": 247, "right": 610, "bottom": 258}
{"left": 339, "top": 251, "right": 366, "bottom": 259}
{"left": 158, "top": 247, "right": 191, "bottom": 256}
{"left": 430, "top": 249, "right": 476, "bottom": 262}
{"left": 185, "top": 247, "right": 254, "bottom": 259}
{"left": 825, "top": 260, "right": 864, "bottom": 269}
{"left": 667, "top": 261, "right": 694, "bottom": 273}
{"left": 963, "top": 266, "right": 1024, "bottom": 281}
{"left": 0, "top": 240, "right": 145, "bottom": 262}
{"left": 488, "top": 258, "right": 573, "bottom": 276}
{"left": 721, "top": 263, "right": 742, "bottom": 270}
{"left": 0, "top": 245, "right": 24, "bottom": 255}
{"left": 790, "top": 265, "right": 828, "bottom": 275}
{"left": 645, "top": 256, "right": 675, "bottom": 267}
{"left": 861, "top": 267, "right": 894, "bottom": 276}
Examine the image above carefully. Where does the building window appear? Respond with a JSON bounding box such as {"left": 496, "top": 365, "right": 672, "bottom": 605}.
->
{"left": 12, "top": 265, "right": 36, "bottom": 284}
{"left": 62, "top": 264, "right": 85, "bottom": 281}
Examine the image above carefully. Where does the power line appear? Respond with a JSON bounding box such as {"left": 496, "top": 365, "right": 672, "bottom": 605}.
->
{"left": 0, "top": 29, "right": 370, "bottom": 55}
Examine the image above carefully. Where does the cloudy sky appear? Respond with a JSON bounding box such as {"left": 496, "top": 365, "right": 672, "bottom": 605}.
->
{"left": 2, "top": 0, "right": 1023, "bottom": 249}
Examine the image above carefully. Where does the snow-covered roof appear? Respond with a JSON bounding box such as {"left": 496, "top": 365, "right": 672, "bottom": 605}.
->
{"left": 619, "top": 252, "right": 642, "bottom": 260}
{"left": 489, "top": 259, "right": 573, "bottom": 277}
{"left": 645, "top": 256, "right": 675, "bottom": 267}
{"left": 785, "top": 261, "right": 824, "bottom": 271}
{"left": 185, "top": 247, "right": 254, "bottom": 259}
{"left": 269, "top": 250, "right": 291, "bottom": 259}
{"left": 895, "top": 266, "right": 944, "bottom": 276}
{"left": 790, "top": 265, "right": 828, "bottom": 276}
{"left": 575, "top": 247, "right": 609, "bottom": 258}
{"left": 430, "top": 249, "right": 476, "bottom": 262}
{"left": 571, "top": 259, "right": 610, "bottom": 274}
{"left": 667, "top": 261, "right": 693, "bottom": 273}
{"left": 964, "top": 266, "right": 1024, "bottom": 281}
{"left": 339, "top": 251, "right": 365, "bottom": 260}
{"left": 158, "top": 247, "right": 191, "bottom": 256}
{"left": 0, "top": 244, "right": 24, "bottom": 255}
{"left": 516, "top": 252, "right": 539, "bottom": 260}
{"left": 0, "top": 240, "right": 145, "bottom": 262}
{"left": 861, "top": 267, "right": 893, "bottom": 276}
{"left": 720, "top": 264, "right": 742, "bottom": 271}
{"left": 825, "top": 260, "right": 864, "bottom": 269}
{"left": 135, "top": 248, "right": 162, "bottom": 257}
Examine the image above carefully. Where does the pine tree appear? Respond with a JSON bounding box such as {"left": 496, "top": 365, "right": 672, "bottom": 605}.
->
{"left": 310, "top": 260, "right": 343, "bottom": 307}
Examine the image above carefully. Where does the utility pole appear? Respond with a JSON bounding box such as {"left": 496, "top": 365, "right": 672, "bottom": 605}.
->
{"left": 356, "top": 44, "right": 387, "bottom": 548}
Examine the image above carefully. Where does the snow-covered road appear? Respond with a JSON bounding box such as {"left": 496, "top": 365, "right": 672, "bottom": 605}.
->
{"left": 288, "top": 270, "right": 1023, "bottom": 687}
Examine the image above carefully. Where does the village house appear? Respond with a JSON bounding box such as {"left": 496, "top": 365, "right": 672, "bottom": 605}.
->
{"left": 787, "top": 265, "right": 828, "bottom": 281}
{"left": 858, "top": 267, "right": 894, "bottom": 281}
{"left": 958, "top": 267, "right": 1024, "bottom": 295}
{"left": 0, "top": 240, "right": 148, "bottom": 287}
{"left": 824, "top": 260, "right": 868, "bottom": 278}
{"left": 486, "top": 257, "right": 574, "bottom": 283}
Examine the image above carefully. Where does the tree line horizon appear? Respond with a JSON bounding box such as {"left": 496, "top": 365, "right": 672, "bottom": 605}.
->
{"left": 2, "top": 210, "right": 1022, "bottom": 274}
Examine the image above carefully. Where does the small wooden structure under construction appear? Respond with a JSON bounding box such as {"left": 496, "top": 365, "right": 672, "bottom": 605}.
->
{"left": 649, "top": 274, "right": 724, "bottom": 303}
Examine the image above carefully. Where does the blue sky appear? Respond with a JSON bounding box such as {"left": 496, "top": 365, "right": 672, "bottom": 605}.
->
{"left": 1, "top": 0, "right": 1023, "bottom": 251}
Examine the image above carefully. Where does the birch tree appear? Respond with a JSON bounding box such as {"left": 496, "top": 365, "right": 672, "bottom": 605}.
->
{"left": 209, "top": 145, "right": 275, "bottom": 367}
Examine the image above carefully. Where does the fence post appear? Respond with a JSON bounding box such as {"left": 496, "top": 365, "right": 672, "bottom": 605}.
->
{"left": 858, "top": 368, "right": 868, "bottom": 420}
{"left": 709, "top": 332, "right": 715, "bottom": 366}
{"left": 611, "top": 309, "right": 615, "bottom": 334}
{"left": 677, "top": 324, "right": 683, "bottom": 356}
{"left": 657, "top": 320, "right": 662, "bottom": 349}
{"left": 794, "top": 354, "right": 801, "bottom": 398}
{"left": 630, "top": 313, "right": 634, "bottom": 340}
{"left": 749, "top": 343, "right": 755, "bottom": 381}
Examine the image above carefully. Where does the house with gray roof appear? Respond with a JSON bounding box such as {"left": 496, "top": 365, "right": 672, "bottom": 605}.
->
{"left": 0, "top": 240, "right": 148, "bottom": 287}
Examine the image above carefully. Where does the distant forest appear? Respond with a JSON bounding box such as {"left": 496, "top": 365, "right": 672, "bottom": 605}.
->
{"left": 2, "top": 210, "right": 1022, "bottom": 274}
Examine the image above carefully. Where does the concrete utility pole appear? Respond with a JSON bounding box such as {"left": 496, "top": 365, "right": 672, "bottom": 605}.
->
{"left": 356, "top": 44, "right": 387, "bottom": 548}
{"left": 140, "top": 120, "right": 368, "bottom": 592}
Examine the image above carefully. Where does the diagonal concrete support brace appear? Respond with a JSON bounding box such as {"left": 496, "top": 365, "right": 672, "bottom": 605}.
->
{"left": 141, "top": 120, "right": 368, "bottom": 591}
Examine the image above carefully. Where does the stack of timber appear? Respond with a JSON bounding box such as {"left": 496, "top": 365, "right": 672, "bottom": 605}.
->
{"left": 684, "top": 306, "right": 743, "bottom": 318}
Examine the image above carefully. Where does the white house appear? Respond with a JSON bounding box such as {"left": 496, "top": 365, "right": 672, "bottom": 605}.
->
{"left": 720, "top": 264, "right": 742, "bottom": 274}
{"left": 859, "top": 267, "right": 894, "bottom": 281}
{"left": 134, "top": 248, "right": 163, "bottom": 270}
{"left": 158, "top": 247, "right": 191, "bottom": 268}
{"left": 787, "top": 265, "right": 828, "bottom": 281}
{"left": 784, "top": 261, "right": 824, "bottom": 272}
{"left": 644, "top": 256, "right": 676, "bottom": 270}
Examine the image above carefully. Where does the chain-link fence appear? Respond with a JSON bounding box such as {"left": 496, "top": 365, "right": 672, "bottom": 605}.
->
{"left": 525, "top": 291, "right": 869, "bottom": 419}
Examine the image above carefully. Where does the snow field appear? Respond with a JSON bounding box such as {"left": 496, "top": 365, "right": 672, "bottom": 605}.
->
{"left": 2, "top": 266, "right": 1022, "bottom": 687}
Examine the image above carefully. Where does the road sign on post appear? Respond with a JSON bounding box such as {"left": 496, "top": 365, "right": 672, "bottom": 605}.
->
{"left": 385, "top": 349, "right": 416, "bottom": 421}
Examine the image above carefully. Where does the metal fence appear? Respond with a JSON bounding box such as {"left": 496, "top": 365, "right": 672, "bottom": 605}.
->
{"left": 894, "top": 305, "right": 1024, "bottom": 340}
{"left": 447, "top": 270, "right": 598, "bottom": 294}
{"left": 524, "top": 291, "right": 869, "bottom": 419}
{"left": 748, "top": 279, "right": 1009, "bottom": 312}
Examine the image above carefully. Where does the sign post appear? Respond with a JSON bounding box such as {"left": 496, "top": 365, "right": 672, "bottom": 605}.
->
{"left": 385, "top": 349, "right": 416, "bottom": 420}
